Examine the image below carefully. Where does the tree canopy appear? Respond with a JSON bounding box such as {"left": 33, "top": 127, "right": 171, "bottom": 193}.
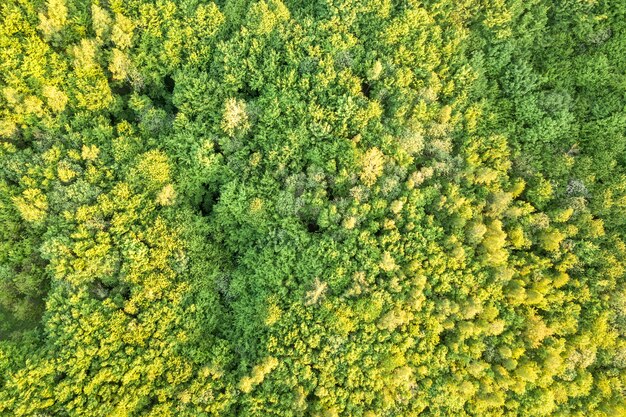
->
{"left": 1, "top": 0, "right": 625, "bottom": 416}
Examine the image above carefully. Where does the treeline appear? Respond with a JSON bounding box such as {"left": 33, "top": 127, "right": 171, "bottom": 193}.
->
{"left": 0, "top": 0, "right": 625, "bottom": 416}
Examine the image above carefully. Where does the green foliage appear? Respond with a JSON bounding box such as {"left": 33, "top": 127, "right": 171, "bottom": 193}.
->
{"left": 0, "top": 0, "right": 625, "bottom": 415}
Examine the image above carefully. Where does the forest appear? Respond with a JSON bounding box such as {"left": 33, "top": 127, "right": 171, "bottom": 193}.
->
{"left": 0, "top": 0, "right": 625, "bottom": 415}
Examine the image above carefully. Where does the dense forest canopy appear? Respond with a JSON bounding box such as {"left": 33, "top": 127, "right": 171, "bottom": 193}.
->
{"left": 0, "top": 0, "right": 625, "bottom": 415}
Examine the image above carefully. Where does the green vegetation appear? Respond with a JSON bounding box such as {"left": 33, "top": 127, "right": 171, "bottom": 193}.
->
{"left": 1, "top": 0, "right": 625, "bottom": 415}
